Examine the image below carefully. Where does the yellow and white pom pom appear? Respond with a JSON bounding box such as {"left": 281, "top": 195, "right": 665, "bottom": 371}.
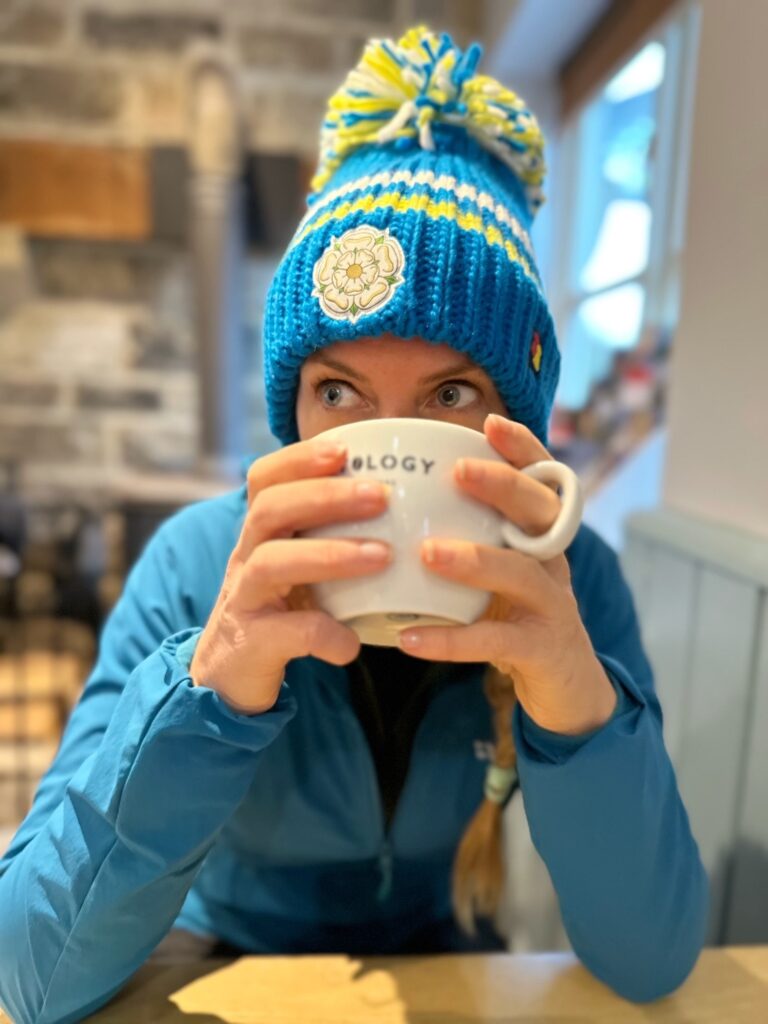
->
{"left": 309, "top": 24, "right": 546, "bottom": 217}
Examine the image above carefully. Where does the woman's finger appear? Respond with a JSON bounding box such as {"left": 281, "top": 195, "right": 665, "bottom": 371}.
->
{"left": 262, "top": 608, "right": 363, "bottom": 668}
{"left": 418, "top": 538, "right": 555, "bottom": 615}
{"left": 397, "top": 616, "right": 535, "bottom": 668}
{"left": 245, "top": 436, "right": 348, "bottom": 508}
{"left": 453, "top": 457, "right": 562, "bottom": 535}
{"left": 235, "top": 476, "right": 389, "bottom": 565}
{"left": 233, "top": 537, "right": 392, "bottom": 610}
{"left": 483, "top": 413, "right": 554, "bottom": 470}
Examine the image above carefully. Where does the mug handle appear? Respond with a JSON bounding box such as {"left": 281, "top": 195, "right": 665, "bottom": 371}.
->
{"left": 500, "top": 460, "right": 583, "bottom": 561}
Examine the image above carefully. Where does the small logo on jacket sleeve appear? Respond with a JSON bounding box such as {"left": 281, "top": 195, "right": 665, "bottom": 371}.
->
{"left": 474, "top": 739, "right": 496, "bottom": 761}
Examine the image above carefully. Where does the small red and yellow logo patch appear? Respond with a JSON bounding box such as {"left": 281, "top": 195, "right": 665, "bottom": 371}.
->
{"left": 529, "top": 331, "right": 542, "bottom": 373}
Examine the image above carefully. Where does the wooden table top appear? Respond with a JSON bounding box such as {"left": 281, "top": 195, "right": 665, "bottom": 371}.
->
{"left": 4, "top": 945, "right": 761, "bottom": 1023}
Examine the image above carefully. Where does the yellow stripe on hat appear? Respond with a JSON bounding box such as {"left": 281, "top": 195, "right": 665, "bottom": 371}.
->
{"left": 291, "top": 191, "right": 541, "bottom": 293}
{"left": 291, "top": 167, "right": 538, "bottom": 276}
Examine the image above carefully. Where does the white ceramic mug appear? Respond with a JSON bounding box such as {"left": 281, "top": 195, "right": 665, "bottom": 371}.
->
{"left": 298, "top": 417, "right": 583, "bottom": 646}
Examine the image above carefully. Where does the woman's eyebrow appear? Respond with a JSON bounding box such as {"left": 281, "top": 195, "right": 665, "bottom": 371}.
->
{"left": 308, "top": 355, "right": 481, "bottom": 384}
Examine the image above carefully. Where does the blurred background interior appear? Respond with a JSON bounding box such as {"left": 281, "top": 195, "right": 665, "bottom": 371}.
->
{"left": 0, "top": 0, "right": 766, "bottom": 955}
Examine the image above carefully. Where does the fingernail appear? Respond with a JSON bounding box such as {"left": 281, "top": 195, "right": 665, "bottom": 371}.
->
{"left": 457, "top": 458, "right": 482, "bottom": 482}
{"left": 355, "top": 481, "right": 389, "bottom": 500}
{"left": 359, "top": 541, "right": 391, "bottom": 561}
{"left": 398, "top": 631, "right": 422, "bottom": 648}
{"left": 317, "top": 442, "right": 347, "bottom": 460}
{"left": 486, "top": 413, "right": 509, "bottom": 429}
{"left": 423, "top": 539, "right": 454, "bottom": 564}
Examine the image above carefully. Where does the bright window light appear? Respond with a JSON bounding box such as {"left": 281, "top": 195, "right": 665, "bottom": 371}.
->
{"left": 603, "top": 115, "right": 656, "bottom": 193}
{"left": 604, "top": 42, "right": 666, "bottom": 104}
{"left": 579, "top": 200, "right": 651, "bottom": 291}
{"left": 579, "top": 283, "right": 645, "bottom": 350}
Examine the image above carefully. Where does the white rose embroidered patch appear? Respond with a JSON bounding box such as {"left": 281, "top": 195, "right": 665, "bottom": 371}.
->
{"left": 311, "top": 224, "right": 406, "bottom": 323}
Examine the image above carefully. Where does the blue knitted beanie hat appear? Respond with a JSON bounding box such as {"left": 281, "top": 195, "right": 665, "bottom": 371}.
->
{"left": 262, "top": 24, "right": 560, "bottom": 446}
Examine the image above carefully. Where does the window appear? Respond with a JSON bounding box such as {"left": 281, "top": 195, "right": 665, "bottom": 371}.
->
{"left": 548, "top": 2, "right": 699, "bottom": 473}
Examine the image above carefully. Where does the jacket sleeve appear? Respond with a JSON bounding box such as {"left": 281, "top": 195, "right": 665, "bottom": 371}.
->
{"left": 511, "top": 532, "right": 710, "bottom": 1004}
{"left": 0, "top": 514, "right": 298, "bottom": 1024}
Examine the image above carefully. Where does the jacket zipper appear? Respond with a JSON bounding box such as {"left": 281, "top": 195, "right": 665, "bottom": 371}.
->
{"left": 352, "top": 654, "right": 446, "bottom": 905}
{"left": 353, "top": 654, "right": 395, "bottom": 903}
{"left": 376, "top": 837, "right": 393, "bottom": 902}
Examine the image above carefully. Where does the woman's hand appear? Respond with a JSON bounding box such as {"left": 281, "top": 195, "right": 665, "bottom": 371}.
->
{"left": 188, "top": 439, "right": 392, "bottom": 716}
{"left": 397, "top": 412, "right": 617, "bottom": 737}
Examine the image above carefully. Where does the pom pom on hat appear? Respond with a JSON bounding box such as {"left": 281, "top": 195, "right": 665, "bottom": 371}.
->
{"left": 309, "top": 24, "right": 547, "bottom": 219}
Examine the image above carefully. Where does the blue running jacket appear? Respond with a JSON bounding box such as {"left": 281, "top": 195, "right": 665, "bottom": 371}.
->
{"left": 0, "top": 465, "right": 710, "bottom": 1023}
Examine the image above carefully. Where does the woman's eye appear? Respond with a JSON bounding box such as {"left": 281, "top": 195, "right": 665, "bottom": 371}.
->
{"left": 435, "top": 381, "right": 479, "bottom": 409}
{"left": 317, "top": 379, "right": 359, "bottom": 408}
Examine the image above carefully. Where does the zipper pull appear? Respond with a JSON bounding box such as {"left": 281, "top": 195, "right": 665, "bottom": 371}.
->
{"left": 376, "top": 840, "right": 393, "bottom": 903}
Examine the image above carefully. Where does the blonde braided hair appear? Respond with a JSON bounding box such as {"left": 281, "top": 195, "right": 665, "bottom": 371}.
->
{"left": 451, "top": 591, "right": 519, "bottom": 938}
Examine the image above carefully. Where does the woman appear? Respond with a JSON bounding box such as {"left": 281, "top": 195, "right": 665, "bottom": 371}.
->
{"left": 0, "top": 25, "right": 709, "bottom": 1024}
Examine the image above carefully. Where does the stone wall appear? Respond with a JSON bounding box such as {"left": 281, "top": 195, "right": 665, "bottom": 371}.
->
{"left": 0, "top": 1, "right": 492, "bottom": 506}
{"left": 0, "top": 245, "right": 272, "bottom": 496}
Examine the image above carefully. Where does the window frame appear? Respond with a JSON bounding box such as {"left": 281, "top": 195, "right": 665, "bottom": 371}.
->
{"left": 549, "top": 0, "right": 701, "bottom": 400}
